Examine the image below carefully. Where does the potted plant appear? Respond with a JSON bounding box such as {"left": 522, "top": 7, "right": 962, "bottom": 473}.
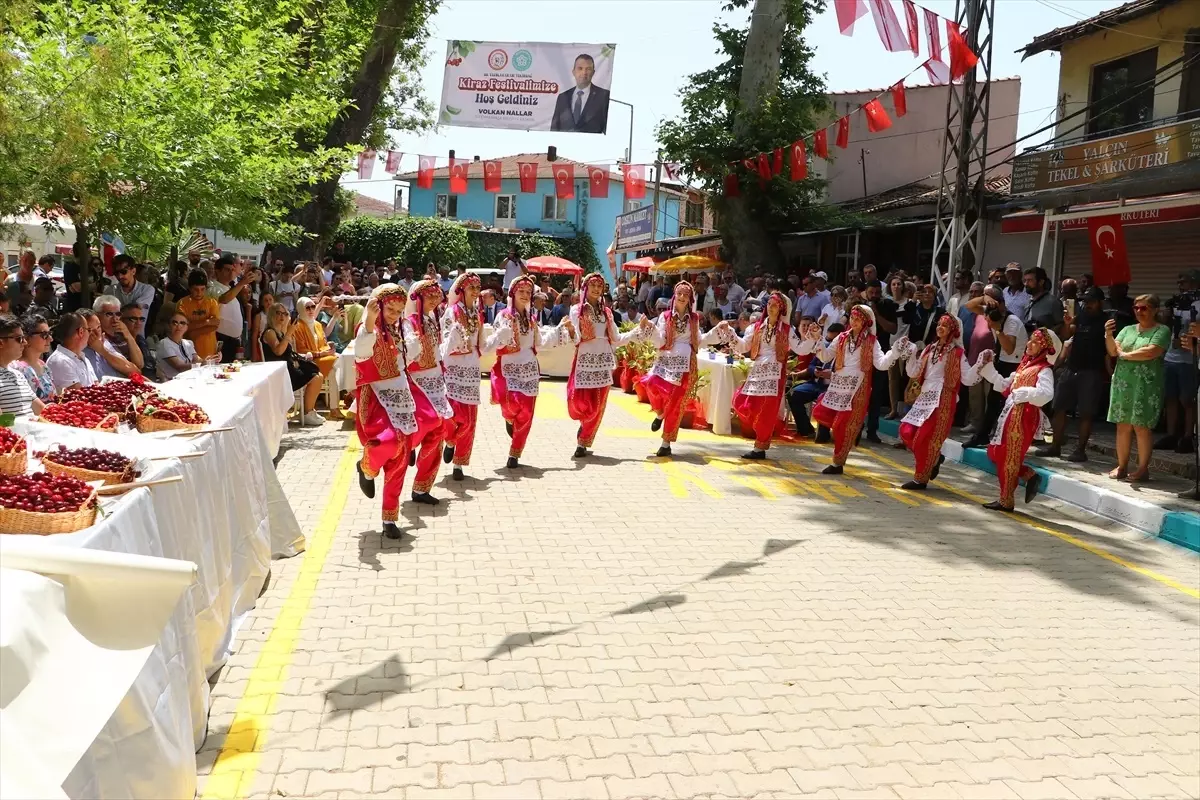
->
{"left": 680, "top": 370, "right": 710, "bottom": 429}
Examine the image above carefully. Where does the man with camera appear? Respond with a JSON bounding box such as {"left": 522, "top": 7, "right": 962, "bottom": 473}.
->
{"left": 1159, "top": 269, "right": 1200, "bottom": 454}
{"left": 962, "top": 284, "right": 1027, "bottom": 449}
{"left": 1036, "top": 286, "right": 1107, "bottom": 461}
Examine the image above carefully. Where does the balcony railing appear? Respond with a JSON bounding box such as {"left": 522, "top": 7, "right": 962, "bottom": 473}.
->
{"left": 1023, "top": 109, "right": 1200, "bottom": 154}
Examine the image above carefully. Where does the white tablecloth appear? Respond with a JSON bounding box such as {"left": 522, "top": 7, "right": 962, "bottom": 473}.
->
{"left": 696, "top": 351, "right": 742, "bottom": 435}
{"left": 6, "top": 364, "right": 305, "bottom": 799}
{"left": 336, "top": 325, "right": 575, "bottom": 389}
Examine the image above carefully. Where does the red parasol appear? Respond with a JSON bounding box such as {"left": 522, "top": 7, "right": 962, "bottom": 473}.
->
{"left": 524, "top": 255, "right": 583, "bottom": 276}
{"left": 622, "top": 256, "right": 662, "bottom": 274}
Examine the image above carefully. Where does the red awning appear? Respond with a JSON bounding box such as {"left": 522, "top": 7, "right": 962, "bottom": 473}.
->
{"left": 1002, "top": 196, "right": 1200, "bottom": 234}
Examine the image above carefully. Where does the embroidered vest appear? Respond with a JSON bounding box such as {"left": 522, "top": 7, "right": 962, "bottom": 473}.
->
{"left": 579, "top": 302, "right": 614, "bottom": 345}
{"left": 407, "top": 313, "right": 440, "bottom": 370}
{"left": 749, "top": 319, "right": 791, "bottom": 363}
{"left": 356, "top": 327, "right": 405, "bottom": 385}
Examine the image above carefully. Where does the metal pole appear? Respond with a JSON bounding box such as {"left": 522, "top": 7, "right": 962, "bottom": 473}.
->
{"left": 611, "top": 99, "right": 635, "bottom": 164}
{"left": 1035, "top": 211, "right": 1052, "bottom": 269}
{"left": 860, "top": 149, "right": 869, "bottom": 198}
{"left": 651, "top": 150, "right": 663, "bottom": 244}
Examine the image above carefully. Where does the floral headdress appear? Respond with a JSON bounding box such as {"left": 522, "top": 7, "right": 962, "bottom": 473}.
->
{"left": 447, "top": 272, "right": 480, "bottom": 307}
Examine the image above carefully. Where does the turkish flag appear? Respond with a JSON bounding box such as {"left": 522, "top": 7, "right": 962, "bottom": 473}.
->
{"left": 588, "top": 166, "right": 609, "bottom": 198}
{"left": 834, "top": 0, "right": 867, "bottom": 35}
{"left": 814, "top": 128, "right": 829, "bottom": 159}
{"left": 1088, "top": 215, "right": 1131, "bottom": 286}
{"left": 869, "top": 0, "right": 908, "bottom": 52}
{"left": 836, "top": 116, "right": 850, "bottom": 149}
{"left": 789, "top": 139, "right": 807, "bottom": 180}
{"left": 772, "top": 147, "right": 784, "bottom": 176}
{"left": 891, "top": 82, "right": 907, "bottom": 117}
{"left": 482, "top": 160, "right": 502, "bottom": 192}
{"left": 417, "top": 155, "right": 436, "bottom": 189}
{"left": 723, "top": 172, "right": 740, "bottom": 197}
{"left": 864, "top": 99, "right": 893, "bottom": 133}
{"left": 553, "top": 163, "right": 574, "bottom": 199}
{"left": 756, "top": 153, "right": 772, "bottom": 184}
{"left": 384, "top": 150, "right": 402, "bottom": 173}
{"left": 449, "top": 159, "right": 469, "bottom": 194}
{"left": 358, "top": 150, "right": 376, "bottom": 180}
{"left": 517, "top": 161, "right": 538, "bottom": 193}
{"left": 901, "top": 0, "right": 919, "bottom": 54}
{"left": 947, "top": 21, "right": 979, "bottom": 80}
{"left": 622, "top": 164, "right": 646, "bottom": 199}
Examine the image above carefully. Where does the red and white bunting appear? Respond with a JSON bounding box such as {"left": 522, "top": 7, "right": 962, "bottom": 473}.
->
{"left": 588, "top": 166, "right": 610, "bottom": 198}
{"left": 417, "top": 155, "right": 436, "bottom": 189}
{"left": 661, "top": 162, "right": 683, "bottom": 182}
{"left": 901, "top": 0, "right": 919, "bottom": 54}
{"left": 868, "top": 0, "right": 908, "bottom": 53}
{"left": 789, "top": 139, "right": 807, "bottom": 181}
{"left": 517, "top": 161, "right": 538, "bottom": 193}
{"left": 384, "top": 150, "right": 402, "bottom": 173}
{"left": 835, "top": 0, "right": 868, "bottom": 35}
{"left": 772, "top": 147, "right": 784, "bottom": 177}
{"left": 622, "top": 164, "right": 647, "bottom": 199}
{"left": 448, "top": 158, "right": 469, "bottom": 194}
{"left": 723, "top": 173, "right": 740, "bottom": 197}
{"left": 891, "top": 81, "right": 907, "bottom": 117}
{"left": 483, "top": 160, "right": 502, "bottom": 192}
{"left": 357, "top": 150, "right": 377, "bottom": 181}
{"left": 947, "top": 21, "right": 979, "bottom": 80}
{"left": 553, "top": 163, "right": 574, "bottom": 199}
{"left": 836, "top": 116, "right": 850, "bottom": 149}
{"left": 863, "top": 98, "right": 893, "bottom": 133}
{"left": 813, "top": 128, "right": 829, "bottom": 159}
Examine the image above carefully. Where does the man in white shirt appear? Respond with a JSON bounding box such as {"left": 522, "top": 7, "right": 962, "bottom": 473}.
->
{"left": 47, "top": 312, "right": 98, "bottom": 391}
{"left": 269, "top": 263, "right": 302, "bottom": 316}
{"left": 721, "top": 271, "right": 746, "bottom": 313}
{"left": 208, "top": 254, "right": 259, "bottom": 363}
{"left": 1002, "top": 263, "right": 1030, "bottom": 321}
{"left": 945, "top": 269, "right": 973, "bottom": 317}
{"left": 499, "top": 248, "right": 525, "bottom": 291}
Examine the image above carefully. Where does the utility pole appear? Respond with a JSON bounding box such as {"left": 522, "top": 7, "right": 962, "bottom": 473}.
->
{"left": 650, "top": 150, "right": 664, "bottom": 244}
{"left": 859, "top": 149, "right": 870, "bottom": 199}
{"left": 930, "top": 0, "right": 996, "bottom": 295}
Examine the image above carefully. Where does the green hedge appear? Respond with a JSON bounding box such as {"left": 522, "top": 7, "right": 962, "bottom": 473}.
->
{"left": 332, "top": 216, "right": 602, "bottom": 272}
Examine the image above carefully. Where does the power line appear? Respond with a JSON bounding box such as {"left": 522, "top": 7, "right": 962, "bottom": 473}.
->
{"left": 1031, "top": 0, "right": 1198, "bottom": 47}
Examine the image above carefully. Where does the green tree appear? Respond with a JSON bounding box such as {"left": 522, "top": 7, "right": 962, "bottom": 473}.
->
{"left": 656, "top": 0, "right": 836, "bottom": 272}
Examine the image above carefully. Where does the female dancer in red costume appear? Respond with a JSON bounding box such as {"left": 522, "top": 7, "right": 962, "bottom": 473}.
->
{"left": 800, "top": 305, "right": 905, "bottom": 474}
{"left": 731, "top": 291, "right": 804, "bottom": 460}
{"left": 401, "top": 280, "right": 454, "bottom": 505}
{"left": 491, "top": 274, "right": 575, "bottom": 469}
{"left": 440, "top": 272, "right": 511, "bottom": 480}
{"left": 642, "top": 281, "right": 731, "bottom": 458}
{"left": 567, "top": 272, "right": 651, "bottom": 458}
{"left": 895, "top": 314, "right": 983, "bottom": 490}
{"left": 354, "top": 284, "right": 418, "bottom": 539}
{"left": 977, "top": 327, "right": 1060, "bottom": 511}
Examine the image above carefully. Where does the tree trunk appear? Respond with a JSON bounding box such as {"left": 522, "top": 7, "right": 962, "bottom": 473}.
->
{"left": 275, "top": 0, "right": 421, "bottom": 263}
{"left": 722, "top": 0, "right": 787, "bottom": 274}
{"left": 72, "top": 216, "right": 94, "bottom": 310}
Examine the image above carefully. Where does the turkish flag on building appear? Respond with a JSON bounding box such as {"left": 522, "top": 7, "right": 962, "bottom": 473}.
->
{"left": 1088, "top": 215, "right": 1132, "bottom": 286}
{"left": 384, "top": 150, "right": 402, "bottom": 173}
{"left": 588, "top": 166, "right": 609, "bottom": 198}
{"left": 836, "top": 116, "right": 850, "bottom": 149}
{"left": 358, "top": 150, "right": 376, "bottom": 180}
{"left": 553, "top": 163, "right": 574, "bottom": 199}
{"left": 789, "top": 139, "right": 807, "bottom": 180}
{"left": 517, "top": 161, "right": 538, "bottom": 193}
{"left": 417, "top": 155, "right": 436, "bottom": 189}
{"left": 814, "top": 128, "right": 829, "bottom": 159}
{"left": 622, "top": 164, "right": 647, "bottom": 199}
{"left": 864, "top": 99, "right": 893, "bottom": 132}
{"left": 449, "top": 159, "right": 469, "bottom": 194}
{"left": 483, "top": 160, "right": 502, "bottom": 192}
{"left": 891, "top": 82, "right": 907, "bottom": 117}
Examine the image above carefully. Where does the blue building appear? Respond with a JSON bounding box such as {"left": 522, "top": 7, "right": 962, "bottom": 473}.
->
{"left": 397, "top": 153, "right": 685, "bottom": 281}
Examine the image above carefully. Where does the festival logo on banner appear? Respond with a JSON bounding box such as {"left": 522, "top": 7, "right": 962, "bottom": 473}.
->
{"left": 439, "top": 40, "right": 616, "bottom": 133}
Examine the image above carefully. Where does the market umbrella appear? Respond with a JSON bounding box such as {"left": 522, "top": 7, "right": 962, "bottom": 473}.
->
{"left": 525, "top": 255, "right": 583, "bottom": 276}
{"left": 652, "top": 254, "right": 724, "bottom": 275}
{"left": 622, "top": 256, "right": 662, "bottom": 274}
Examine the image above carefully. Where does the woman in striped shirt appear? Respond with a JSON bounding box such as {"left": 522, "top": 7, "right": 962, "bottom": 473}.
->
{"left": 0, "top": 314, "right": 45, "bottom": 417}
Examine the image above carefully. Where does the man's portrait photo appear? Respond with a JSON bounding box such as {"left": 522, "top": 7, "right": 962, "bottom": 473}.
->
{"left": 551, "top": 53, "right": 610, "bottom": 134}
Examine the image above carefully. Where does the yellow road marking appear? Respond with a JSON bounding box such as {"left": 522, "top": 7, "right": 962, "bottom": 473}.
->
{"left": 644, "top": 461, "right": 724, "bottom": 499}
{"left": 201, "top": 435, "right": 361, "bottom": 800}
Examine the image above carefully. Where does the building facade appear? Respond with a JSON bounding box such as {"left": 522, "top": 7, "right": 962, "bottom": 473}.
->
{"left": 398, "top": 153, "right": 685, "bottom": 279}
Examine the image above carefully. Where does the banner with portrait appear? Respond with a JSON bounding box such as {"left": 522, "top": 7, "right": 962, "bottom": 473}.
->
{"left": 438, "top": 41, "right": 616, "bottom": 134}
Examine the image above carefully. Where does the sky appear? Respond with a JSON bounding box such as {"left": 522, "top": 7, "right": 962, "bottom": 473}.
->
{"left": 345, "top": 0, "right": 1132, "bottom": 204}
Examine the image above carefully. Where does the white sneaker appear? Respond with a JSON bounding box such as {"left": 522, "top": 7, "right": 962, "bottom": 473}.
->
{"left": 302, "top": 411, "right": 326, "bottom": 426}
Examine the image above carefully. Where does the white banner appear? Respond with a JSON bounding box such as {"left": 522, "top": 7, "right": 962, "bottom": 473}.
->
{"left": 439, "top": 40, "right": 616, "bottom": 134}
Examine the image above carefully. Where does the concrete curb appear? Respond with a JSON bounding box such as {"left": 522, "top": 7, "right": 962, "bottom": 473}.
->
{"left": 875, "top": 419, "right": 1200, "bottom": 554}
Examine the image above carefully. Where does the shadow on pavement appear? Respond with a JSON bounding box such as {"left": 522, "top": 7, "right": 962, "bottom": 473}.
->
{"left": 323, "top": 654, "right": 410, "bottom": 717}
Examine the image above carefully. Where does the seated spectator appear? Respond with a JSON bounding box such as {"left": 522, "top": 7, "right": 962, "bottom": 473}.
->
{"left": 613, "top": 296, "right": 640, "bottom": 325}
{"left": 550, "top": 291, "right": 573, "bottom": 325}
{"left": 713, "top": 283, "right": 735, "bottom": 319}
{"left": 788, "top": 321, "right": 844, "bottom": 438}
{"left": 47, "top": 312, "right": 98, "bottom": 391}
{"left": 157, "top": 312, "right": 203, "bottom": 380}
{"left": 703, "top": 307, "right": 724, "bottom": 333}
{"left": 481, "top": 289, "right": 505, "bottom": 324}
{"left": 0, "top": 315, "right": 43, "bottom": 416}
{"left": 27, "top": 277, "right": 59, "bottom": 322}
{"left": 290, "top": 297, "right": 336, "bottom": 416}
{"left": 91, "top": 295, "right": 143, "bottom": 378}
{"left": 818, "top": 286, "right": 847, "bottom": 337}
{"left": 261, "top": 303, "right": 323, "bottom": 425}
{"left": 13, "top": 314, "right": 54, "bottom": 401}
{"left": 177, "top": 269, "right": 221, "bottom": 361}
{"left": 120, "top": 302, "right": 156, "bottom": 379}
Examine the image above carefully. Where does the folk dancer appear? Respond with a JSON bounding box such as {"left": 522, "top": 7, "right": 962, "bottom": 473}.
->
{"left": 491, "top": 274, "right": 576, "bottom": 469}
{"left": 402, "top": 279, "right": 454, "bottom": 504}
{"left": 800, "top": 305, "right": 906, "bottom": 474}
{"left": 731, "top": 291, "right": 805, "bottom": 460}
{"left": 567, "top": 272, "right": 652, "bottom": 458}
{"left": 643, "top": 281, "right": 732, "bottom": 458}
{"left": 895, "top": 314, "right": 983, "bottom": 490}
{"left": 354, "top": 284, "right": 418, "bottom": 539}
{"left": 976, "top": 327, "right": 1060, "bottom": 511}
{"left": 440, "top": 272, "right": 511, "bottom": 480}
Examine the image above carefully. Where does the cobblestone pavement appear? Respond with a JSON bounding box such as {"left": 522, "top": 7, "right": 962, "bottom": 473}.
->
{"left": 199, "top": 382, "right": 1200, "bottom": 800}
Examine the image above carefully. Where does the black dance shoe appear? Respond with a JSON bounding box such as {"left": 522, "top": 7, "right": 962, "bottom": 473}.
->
{"left": 573, "top": 446, "right": 589, "bottom": 458}
{"left": 1025, "top": 473, "right": 1042, "bottom": 504}
{"left": 655, "top": 444, "right": 671, "bottom": 458}
{"left": 442, "top": 445, "right": 455, "bottom": 464}
{"left": 357, "top": 460, "right": 375, "bottom": 499}
{"left": 821, "top": 464, "right": 843, "bottom": 475}
{"left": 505, "top": 421, "right": 514, "bottom": 437}
{"left": 651, "top": 417, "right": 663, "bottom": 432}
{"left": 982, "top": 500, "right": 1014, "bottom": 512}
{"left": 452, "top": 467, "right": 465, "bottom": 481}
{"left": 382, "top": 522, "right": 402, "bottom": 539}
{"left": 900, "top": 480, "right": 927, "bottom": 491}
{"left": 743, "top": 450, "right": 766, "bottom": 460}
{"left": 506, "top": 456, "right": 519, "bottom": 469}
{"left": 408, "top": 450, "right": 416, "bottom": 467}
{"left": 411, "top": 492, "right": 439, "bottom": 505}
{"left": 930, "top": 454, "right": 945, "bottom": 481}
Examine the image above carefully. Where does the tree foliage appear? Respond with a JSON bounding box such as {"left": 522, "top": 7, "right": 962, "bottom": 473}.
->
{"left": 656, "top": 0, "right": 844, "bottom": 270}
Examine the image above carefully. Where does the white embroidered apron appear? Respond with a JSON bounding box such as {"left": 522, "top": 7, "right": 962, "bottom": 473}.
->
{"left": 408, "top": 366, "right": 454, "bottom": 419}
{"left": 370, "top": 375, "right": 418, "bottom": 435}
{"left": 820, "top": 371, "right": 863, "bottom": 412}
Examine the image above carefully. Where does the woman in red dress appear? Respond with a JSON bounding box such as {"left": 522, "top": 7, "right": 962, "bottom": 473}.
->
{"left": 731, "top": 291, "right": 804, "bottom": 460}
{"left": 401, "top": 279, "right": 454, "bottom": 505}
